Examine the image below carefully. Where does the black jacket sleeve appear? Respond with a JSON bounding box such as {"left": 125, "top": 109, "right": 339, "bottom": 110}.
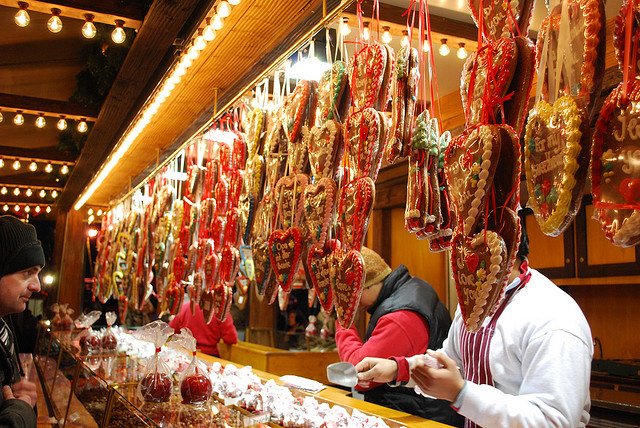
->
{"left": 0, "top": 399, "right": 36, "bottom": 428}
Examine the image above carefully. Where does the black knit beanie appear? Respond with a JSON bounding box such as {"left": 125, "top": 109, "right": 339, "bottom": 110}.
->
{"left": 0, "top": 215, "right": 45, "bottom": 277}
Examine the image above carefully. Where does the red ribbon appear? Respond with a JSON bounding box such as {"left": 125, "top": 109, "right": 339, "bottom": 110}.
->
{"left": 593, "top": 201, "right": 640, "bottom": 211}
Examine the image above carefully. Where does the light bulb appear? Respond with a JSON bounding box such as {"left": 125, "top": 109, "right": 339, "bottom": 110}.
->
{"left": 212, "top": 15, "right": 223, "bottom": 30}
{"left": 51, "top": 190, "right": 58, "bottom": 198}
{"left": 46, "top": 206, "right": 51, "bottom": 213}
{"left": 194, "top": 35, "right": 207, "bottom": 51}
{"left": 0, "top": 159, "right": 3, "bottom": 168}
{"left": 217, "top": 1, "right": 231, "bottom": 18}
{"left": 401, "top": 30, "right": 409, "bottom": 47}
{"left": 341, "top": 17, "right": 351, "bottom": 36}
{"left": 29, "top": 161, "right": 37, "bottom": 171}
{"left": 82, "top": 14, "right": 96, "bottom": 38}
{"left": 35, "top": 114, "right": 46, "bottom": 128}
{"left": 14, "top": 112, "right": 24, "bottom": 126}
{"left": 57, "top": 117, "right": 67, "bottom": 130}
{"left": 14, "top": 205, "right": 19, "bottom": 212}
{"left": 77, "top": 120, "right": 88, "bottom": 133}
{"left": 203, "top": 24, "right": 216, "bottom": 41}
{"left": 88, "top": 214, "right": 95, "bottom": 224}
{"left": 363, "top": 22, "right": 370, "bottom": 41}
{"left": 97, "top": 209, "right": 103, "bottom": 216}
{"left": 35, "top": 206, "right": 40, "bottom": 213}
{"left": 439, "top": 39, "right": 450, "bottom": 56}
{"left": 39, "top": 189, "right": 46, "bottom": 198}
{"left": 422, "top": 37, "right": 430, "bottom": 53}
{"left": 60, "top": 164, "right": 69, "bottom": 175}
{"left": 24, "top": 206, "right": 30, "bottom": 213}
{"left": 88, "top": 208, "right": 94, "bottom": 215}
{"left": 2, "top": 205, "right": 8, "bottom": 212}
{"left": 12, "top": 160, "right": 20, "bottom": 170}
{"left": 0, "top": 187, "right": 6, "bottom": 195}
{"left": 44, "top": 163, "right": 53, "bottom": 173}
{"left": 25, "top": 188, "right": 32, "bottom": 196}
{"left": 457, "top": 43, "right": 468, "bottom": 60}
{"left": 47, "top": 9, "right": 62, "bottom": 33}
{"left": 14, "top": 2, "right": 30, "bottom": 27}
{"left": 112, "top": 20, "right": 126, "bottom": 44}
{"left": 13, "top": 188, "right": 20, "bottom": 196}
{"left": 187, "top": 45, "right": 199, "bottom": 60}
{"left": 0, "top": 111, "right": 3, "bottom": 123}
{"left": 382, "top": 26, "right": 392, "bottom": 44}
{"left": 229, "top": 0, "right": 240, "bottom": 4}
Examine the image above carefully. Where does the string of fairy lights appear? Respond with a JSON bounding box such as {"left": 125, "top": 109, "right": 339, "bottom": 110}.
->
{"left": 0, "top": 157, "right": 72, "bottom": 175}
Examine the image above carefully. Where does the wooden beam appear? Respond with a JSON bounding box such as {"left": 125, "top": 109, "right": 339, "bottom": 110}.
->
{"left": 0, "top": 145, "right": 77, "bottom": 163}
{"left": 344, "top": 0, "right": 478, "bottom": 41}
{"left": 0, "top": 93, "right": 98, "bottom": 121}
{"left": 0, "top": 0, "right": 146, "bottom": 28}
{"left": 57, "top": 0, "right": 211, "bottom": 210}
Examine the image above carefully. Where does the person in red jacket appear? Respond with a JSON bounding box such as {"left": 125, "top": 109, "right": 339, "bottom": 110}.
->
{"left": 335, "top": 247, "right": 463, "bottom": 427}
{"left": 169, "top": 301, "right": 238, "bottom": 356}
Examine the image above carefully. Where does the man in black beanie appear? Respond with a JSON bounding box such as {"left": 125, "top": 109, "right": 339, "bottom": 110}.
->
{"left": 0, "top": 215, "right": 45, "bottom": 427}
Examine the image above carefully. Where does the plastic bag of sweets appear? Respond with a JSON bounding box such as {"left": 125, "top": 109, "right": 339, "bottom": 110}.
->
{"left": 101, "top": 312, "right": 118, "bottom": 352}
{"left": 168, "top": 328, "right": 212, "bottom": 405}
{"left": 132, "top": 321, "right": 175, "bottom": 403}
{"left": 50, "top": 303, "right": 62, "bottom": 330}
{"left": 75, "top": 311, "right": 102, "bottom": 355}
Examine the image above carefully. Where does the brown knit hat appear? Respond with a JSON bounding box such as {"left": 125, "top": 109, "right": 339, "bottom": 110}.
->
{"left": 360, "top": 247, "right": 392, "bottom": 288}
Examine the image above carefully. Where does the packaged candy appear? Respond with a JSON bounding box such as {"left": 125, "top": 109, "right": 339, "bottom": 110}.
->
{"left": 101, "top": 312, "right": 118, "bottom": 352}
{"left": 168, "top": 328, "right": 212, "bottom": 405}
{"left": 133, "top": 321, "right": 174, "bottom": 403}
{"left": 75, "top": 310, "right": 102, "bottom": 355}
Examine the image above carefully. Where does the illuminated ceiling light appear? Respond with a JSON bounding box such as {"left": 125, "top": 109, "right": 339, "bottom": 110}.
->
{"left": 423, "top": 36, "right": 430, "bottom": 53}
{"left": 203, "top": 22, "right": 216, "bottom": 41}
{"left": 439, "top": 38, "right": 450, "bottom": 56}
{"left": 87, "top": 208, "right": 94, "bottom": 215}
{"left": 211, "top": 15, "right": 223, "bottom": 30}
{"left": 12, "top": 159, "right": 20, "bottom": 170}
{"left": 77, "top": 119, "right": 88, "bottom": 133}
{"left": 229, "top": 0, "right": 240, "bottom": 5}
{"left": 34, "top": 206, "right": 41, "bottom": 213}
{"left": 47, "top": 8, "right": 63, "bottom": 33}
{"left": 13, "top": 111, "right": 24, "bottom": 126}
{"left": 35, "top": 114, "right": 46, "bottom": 128}
{"left": 44, "top": 163, "right": 53, "bottom": 173}
{"left": 381, "top": 26, "right": 392, "bottom": 44}
{"left": 363, "top": 22, "right": 370, "bottom": 41}
{"left": 46, "top": 206, "right": 51, "bottom": 213}
{"left": 2, "top": 205, "right": 8, "bottom": 212}
{"left": 14, "top": 2, "right": 30, "bottom": 27}
{"left": 25, "top": 188, "right": 32, "bottom": 197}
{"left": 13, "top": 188, "right": 20, "bottom": 196}
{"left": 39, "top": 189, "right": 46, "bottom": 198}
{"left": 0, "top": 187, "right": 6, "bottom": 195}
{"left": 187, "top": 45, "right": 200, "bottom": 60}
{"left": 24, "top": 206, "right": 30, "bottom": 213}
{"left": 51, "top": 190, "right": 58, "bottom": 198}
{"left": 97, "top": 209, "right": 103, "bottom": 216}
{"left": 341, "top": 17, "right": 351, "bottom": 37}
{"left": 0, "top": 110, "right": 3, "bottom": 123}
{"left": 112, "top": 20, "right": 126, "bottom": 44}
{"left": 87, "top": 228, "right": 98, "bottom": 238}
{"left": 401, "top": 30, "right": 409, "bottom": 47}
{"left": 57, "top": 116, "right": 67, "bottom": 130}
{"left": 0, "top": 158, "right": 3, "bottom": 168}
{"left": 82, "top": 14, "right": 96, "bottom": 38}
{"left": 88, "top": 214, "right": 95, "bottom": 224}
{"left": 60, "top": 164, "right": 69, "bottom": 175}
{"left": 28, "top": 161, "right": 37, "bottom": 171}
{"left": 457, "top": 42, "right": 468, "bottom": 60}
{"left": 14, "top": 205, "right": 20, "bottom": 212}
{"left": 217, "top": 1, "right": 231, "bottom": 18}
{"left": 194, "top": 34, "right": 207, "bottom": 51}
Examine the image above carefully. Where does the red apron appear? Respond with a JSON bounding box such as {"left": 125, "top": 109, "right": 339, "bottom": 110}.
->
{"left": 459, "top": 261, "right": 531, "bottom": 428}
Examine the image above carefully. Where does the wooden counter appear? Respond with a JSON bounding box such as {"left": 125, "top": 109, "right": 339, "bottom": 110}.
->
{"left": 198, "top": 351, "right": 454, "bottom": 428}
{"left": 218, "top": 341, "right": 341, "bottom": 384}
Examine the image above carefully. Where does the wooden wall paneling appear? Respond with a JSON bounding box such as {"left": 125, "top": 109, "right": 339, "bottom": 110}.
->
{"left": 247, "top": 281, "right": 275, "bottom": 347}
{"left": 566, "top": 284, "right": 640, "bottom": 360}
{"left": 49, "top": 210, "right": 68, "bottom": 305}
{"left": 57, "top": 209, "right": 85, "bottom": 314}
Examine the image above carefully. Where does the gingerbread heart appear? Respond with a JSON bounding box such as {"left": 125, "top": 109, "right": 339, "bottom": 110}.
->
{"left": 200, "top": 288, "right": 216, "bottom": 324}
{"left": 303, "top": 177, "right": 337, "bottom": 247}
{"left": 165, "top": 281, "right": 184, "bottom": 315}
{"left": 613, "top": 0, "right": 640, "bottom": 75}
{"left": 239, "top": 195, "right": 255, "bottom": 245}
{"left": 306, "top": 241, "right": 340, "bottom": 313}
{"left": 452, "top": 230, "right": 508, "bottom": 333}
{"left": 215, "top": 177, "right": 230, "bottom": 216}
{"left": 219, "top": 244, "right": 240, "bottom": 285}
{"left": 275, "top": 174, "right": 308, "bottom": 229}
{"left": 199, "top": 198, "right": 217, "bottom": 239}
{"left": 444, "top": 125, "right": 502, "bottom": 236}
{"left": 204, "top": 248, "right": 220, "bottom": 288}
{"left": 224, "top": 208, "right": 241, "bottom": 247}
{"left": 305, "top": 120, "right": 344, "bottom": 180}
{"left": 317, "top": 61, "right": 350, "bottom": 123}
{"left": 338, "top": 177, "right": 375, "bottom": 252}
{"left": 246, "top": 108, "right": 265, "bottom": 158}
{"left": 228, "top": 169, "right": 245, "bottom": 209}
{"left": 251, "top": 193, "right": 276, "bottom": 242}
{"left": 468, "top": 0, "right": 536, "bottom": 40}
{"left": 262, "top": 272, "right": 279, "bottom": 305}
{"left": 188, "top": 272, "right": 204, "bottom": 316}
{"left": 332, "top": 249, "right": 365, "bottom": 329}
{"left": 211, "top": 215, "right": 226, "bottom": 253}
{"left": 345, "top": 108, "right": 382, "bottom": 180}
{"left": 461, "top": 38, "right": 517, "bottom": 126}
{"left": 232, "top": 132, "right": 247, "bottom": 170}
{"left": 524, "top": 96, "right": 587, "bottom": 236}
{"left": 245, "top": 154, "right": 265, "bottom": 201}
{"left": 379, "top": 44, "right": 396, "bottom": 112}
{"left": 591, "top": 80, "right": 640, "bottom": 247}
{"left": 252, "top": 238, "right": 272, "bottom": 298}
{"left": 214, "top": 284, "right": 233, "bottom": 322}
{"left": 268, "top": 227, "right": 303, "bottom": 292}
{"left": 283, "top": 80, "right": 317, "bottom": 144}
{"left": 492, "top": 125, "right": 521, "bottom": 210}
{"left": 349, "top": 43, "right": 388, "bottom": 111}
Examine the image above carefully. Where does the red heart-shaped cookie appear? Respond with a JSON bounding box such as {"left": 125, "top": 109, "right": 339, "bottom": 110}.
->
{"left": 349, "top": 43, "right": 388, "bottom": 111}
{"left": 204, "top": 247, "right": 220, "bottom": 288}
{"left": 304, "top": 177, "right": 337, "bottom": 247}
{"left": 451, "top": 230, "right": 508, "bottom": 332}
{"left": 165, "top": 281, "right": 184, "bottom": 316}
{"left": 219, "top": 244, "right": 240, "bottom": 285}
{"left": 306, "top": 241, "right": 341, "bottom": 313}
{"left": 232, "top": 132, "right": 247, "bottom": 170}
{"left": 227, "top": 169, "right": 245, "bottom": 209}
{"left": 200, "top": 288, "right": 215, "bottom": 324}
{"left": 333, "top": 249, "right": 365, "bottom": 329}
{"left": 211, "top": 215, "right": 226, "bottom": 253}
{"left": 283, "top": 80, "right": 317, "bottom": 144}
{"left": 224, "top": 208, "right": 241, "bottom": 248}
{"left": 338, "top": 177, "right": 375, "bottom": 252}
{"left": 613, "top": 0, "right": 640, "bottom": 75}
{"left": 214, "top": 284, "right": 233, "bottom": 322}
{"left": 305, "top": 120, "right": 344, "bottom": 180}
{"left": 345, "top": 108, "right": 382, "bottom": 180}
{"left": 468, "top": 0, "right": 536, "bottom": 40}
{"left": 268, "top": 227, "right": 303, "bottom": 293}
{"left": 188, "top": 272, "right": 204, "bottom": 316}
{"left": 275, "top": 174, "right": 308, "bottom": 229}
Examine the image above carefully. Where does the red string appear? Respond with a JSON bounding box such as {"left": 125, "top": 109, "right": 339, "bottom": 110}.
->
{"left": 594, "top": 201, "right": 640, "bottom": 210}
{"left": 623, "top": 0, "right": 634, "bottom": 101}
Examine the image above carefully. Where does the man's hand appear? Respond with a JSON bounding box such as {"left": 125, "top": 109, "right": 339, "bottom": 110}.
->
{"left": 355, "top": 357, "right": 398, "bottom": 387}
{"left": 8, "top": 379, "right": 37, "bottom": 407}
{"left": 411, "top": 350, "right": 465, "bottom": 402}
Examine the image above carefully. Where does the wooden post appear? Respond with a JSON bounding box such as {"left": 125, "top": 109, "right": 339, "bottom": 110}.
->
{"left": 57, "top": 208, "right": 86, "bottom": 314}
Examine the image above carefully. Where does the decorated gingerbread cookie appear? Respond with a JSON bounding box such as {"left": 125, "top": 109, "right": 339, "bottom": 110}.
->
{"left": 591, "top": 80, "right": 640, "bottom": 247}
{"left": 503, "top": 36, "right": 536, "bottom": 136}
{"left": 283, "top": 80, "right": 317, "bottom": 144}
{"left": 349, "top": 43, "right": 388, "bottom": 111}
{"left": 338, "top": 177, "right": 375, "bottom": 252}
{"left": 275, "top": 174, "right": 308, "bottom": 229}
{"left": 332, "top": 249, "right": 365, "bottom": 329}
{"left": 317, "top": 61, "right": 350, "bottom": 124}
{"left": 306, "top": 240, "right": 341, "bottom": 313}
{"left": 304, "top": 120, "right": 344, "bottom": 180}
{"left": 303, "top": 177, "right": 337, "bottom": 247}
{"left": 268, "top": 227, "right": 303, "bottom": 293}
{"left": 468, "top": 0, "right": 536, "bottom": 40}
{"left": 344, "top": 108, "right": 382, "bottom": 180}
{"left": 613, "top": 0, "right": 640, "bottom": 75}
